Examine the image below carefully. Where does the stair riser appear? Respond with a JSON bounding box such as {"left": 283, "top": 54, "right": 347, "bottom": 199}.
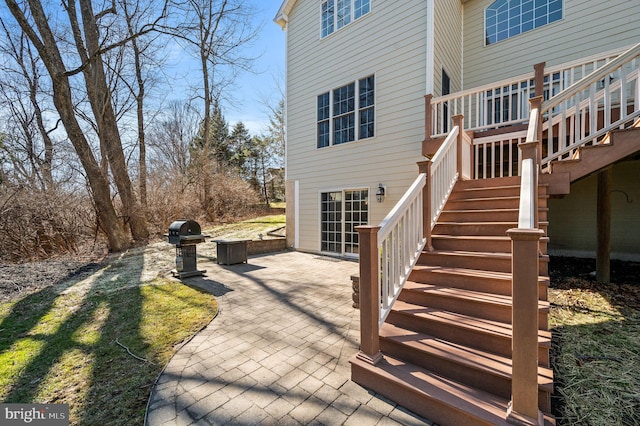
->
{"left": 433, "top": 223, "right": 548, "bottom": 236}
{"left": 351, "top": 362, "right": 502, "bottom": 426}
{"left": 446, "top": 197, "right": 548, "bottom": 211}
{"left": 419, "top": 252, "right": 550, "bottom": 275}
{"left": 455, "top": 176, "right": 522, "bottom": 189}
{"left": 432, "top": 238, "right": 548, "bottom": 254}
{"left": 386, "top": 310, "right": 550, "bottom": 366}
{"left": 380, "top": 338, "right": 551, "bottom": 411}
{"left": 398, "top": 290, "right": 549, "bottom": 329}
{"left": 448, "top": 187, "right": 549, "bottom": 199}
{"left": 449, "top": 187, "right": 521, "bottom": 200}
{"left": 446, "top": 198, "right": 519, "bottom": 210}
{"left": 439, "top": 210, "right": 548, "bottom": 223}
{"left": 408, "top": 269, "right": 549, "bottom": 299}
{"left": 432, "top": 238, "right": 513, "bottom": 253}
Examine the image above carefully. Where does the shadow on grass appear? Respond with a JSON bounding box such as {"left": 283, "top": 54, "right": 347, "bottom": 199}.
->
{"left": 0, "top": 255, "right": 148, "bottom": 425}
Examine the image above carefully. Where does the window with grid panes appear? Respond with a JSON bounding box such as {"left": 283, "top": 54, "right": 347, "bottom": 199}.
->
{"left": 485, "top": 0, "right": 562, "bottom": 45}
{"left": 316, "top": 75, "right": 374, "bottom": 148}
{"left": 321, "top": 0, "right": 370, "bottom": 38}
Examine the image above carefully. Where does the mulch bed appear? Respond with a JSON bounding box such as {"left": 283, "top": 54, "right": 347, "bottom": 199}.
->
{"left": 549, "top": 256, "right": 640, "bottom": 309}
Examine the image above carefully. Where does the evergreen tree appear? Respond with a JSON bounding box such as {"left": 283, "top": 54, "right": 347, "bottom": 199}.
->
{"left": 228, "top": 121, "right": 252, "bottom": 174}
{"left": 210, "top": 100, "right": 230, "bottom": 166}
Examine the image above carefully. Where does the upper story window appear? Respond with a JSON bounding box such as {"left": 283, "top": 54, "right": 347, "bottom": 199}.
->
{"left": 321, "top": 0, "right": 370, "bottom": 38}
{"left": 317, "top": 75, "right": 375, "bottom": 149}
{"left": 485, "top": 0, "right": 563, "bottom": 45}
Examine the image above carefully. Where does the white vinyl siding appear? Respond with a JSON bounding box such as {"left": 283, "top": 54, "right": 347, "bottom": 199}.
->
{"left": 287, "top": 1, "right": 427, "bottom": 253}
{"left": 434, "top": 0, "right": 463, "bottom": 96}
{"left": 463, "top": 0, "right": 640, "bottom": 89}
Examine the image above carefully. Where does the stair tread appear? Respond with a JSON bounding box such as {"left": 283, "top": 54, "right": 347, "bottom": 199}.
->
{"left": 391, "top": 300, "right": 552, "bottom": 345}
{"left": 422, "top": 250, "right": 549, "bottom": 258}
{"left": 352, "top": 354, "right": 511, "bottom": 423}
{"left": 443, "top": 207, "right": 549, "bottom": 213}
{"left": 432, "top": 234, "right": 550, "bottom": 241}
{"left": 450, "top": 195, "right": 549, "bottom": 202}
{"left": 403, "top": 281, "right": 550, "bottom": 311}
{"left": 421, "top": 249, "right": 550, "bottom": 260}
{"left": 351, "top": 354, "right": 556, "bottom": 425}
{"left": 411, "top": 264, "right": 550, "bottom": 283}
{"left": 437, "top": 221, "right": 550, "bottom": 225}
{"left": 380, "top": 322, "right": 554, "bottom": 392}
{"left": 459, "top": 185, "right": 522, "bottom": 191}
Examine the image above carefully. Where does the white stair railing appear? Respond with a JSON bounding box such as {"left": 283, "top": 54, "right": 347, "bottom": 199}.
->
{"left": 377, "top": 173, "right": 427, "bottom": 327}
{"left": 429, "top": 44, "right": 640, "bottom": 178}
{"left": 429, "top": 126, "right": 460, "bottom": 228}
{"left": 356, "top": 125, "right": 462, "bottom": 357}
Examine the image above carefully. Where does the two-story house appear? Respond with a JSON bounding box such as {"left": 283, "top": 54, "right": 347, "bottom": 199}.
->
{"left": 276, "top": 1, "right": 640, "bottom": 424}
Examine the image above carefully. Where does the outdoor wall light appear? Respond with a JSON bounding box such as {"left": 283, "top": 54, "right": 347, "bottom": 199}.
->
{"left": 376, "top": 184, "right": 386, "bottom": 203}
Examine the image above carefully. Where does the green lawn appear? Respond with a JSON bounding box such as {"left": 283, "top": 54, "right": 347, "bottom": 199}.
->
{"left": 0, "top": 214, "right": 289, "bottom": 424}
{"left": 0, "top": 278, "right": 216, "bottom": 425}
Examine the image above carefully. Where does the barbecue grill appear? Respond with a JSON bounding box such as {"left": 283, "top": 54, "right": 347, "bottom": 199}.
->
{"left": 166, "top": 220, "right": 208, "bottom": 278}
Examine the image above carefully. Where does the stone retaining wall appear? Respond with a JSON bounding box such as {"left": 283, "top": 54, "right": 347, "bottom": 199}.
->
{"left": 247, "top": 238, "right": 287, "bottom": 255}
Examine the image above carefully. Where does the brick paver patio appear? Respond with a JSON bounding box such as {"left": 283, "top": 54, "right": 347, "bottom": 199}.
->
{"left": 145, "top": 251, "right": 433, "bottom": 425}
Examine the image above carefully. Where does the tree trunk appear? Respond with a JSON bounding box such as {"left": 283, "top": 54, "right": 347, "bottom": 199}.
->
{"left": 78, "top": 0, "right": 148, "bottom": 241}
{"left": 52, "top": 80, "right": 130, "bottom": 251}
{"left": 4, "top": 0, "right": 130, "bottom": 251}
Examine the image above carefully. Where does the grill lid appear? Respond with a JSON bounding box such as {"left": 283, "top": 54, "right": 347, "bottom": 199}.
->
{"left": 168, "top": 220, "right": 202, "bottom": 244}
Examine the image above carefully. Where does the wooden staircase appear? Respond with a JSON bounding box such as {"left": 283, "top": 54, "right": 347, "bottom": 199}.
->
{"left": 351, "top": 176, "right": 555, "bottom": 426}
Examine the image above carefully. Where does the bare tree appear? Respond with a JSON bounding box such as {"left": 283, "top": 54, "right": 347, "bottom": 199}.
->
{"left": 2, "top": 0, "right": 163, "bottom": 250}
{"left": 0, "top": 17, "right": 55, "bottom": 190}
{"left": 169, "top": 0, "right": 258, "bottom": 217}
{"left": 119, "top": 0, "right": 166, "bottom": 211}
{"left": 148, "top": 100, "right": 198, "bottom": 179}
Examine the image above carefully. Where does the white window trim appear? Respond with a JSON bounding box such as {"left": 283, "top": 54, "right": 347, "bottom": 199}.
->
{"left": 317, "top": 74, "right": 376, "bottom": 149}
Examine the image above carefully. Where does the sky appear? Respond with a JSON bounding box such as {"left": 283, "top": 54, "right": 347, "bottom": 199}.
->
{"left": 218, "top": 2, "right": 286, "bottom": 135}
{"left": 0, "top": 0, "right": 286, "bottom": 137}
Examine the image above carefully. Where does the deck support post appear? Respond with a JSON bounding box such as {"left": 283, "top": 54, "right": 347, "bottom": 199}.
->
{"left": 424, "top": 94, "right": 433, "bottom": 141}
{"left": 355, "top": 225, "right": 382, "bottom": 365}
{"left": 452, "top": 114, "right": 464, "bottom": 180}
{"left": 507, "top": 228, "right": 545, "bottom": 426}
{"left": 596, "top": 167, "right": 612, "bottom": 283}
{"left": 417, "top": 160, "right": 434, "bottom": 251}
{"left": 534, "top": 62, "right": 546, "bottom": 98}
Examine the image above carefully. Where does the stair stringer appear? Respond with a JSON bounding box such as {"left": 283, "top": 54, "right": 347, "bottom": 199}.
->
{"left": 549, "top": 125, "right": 640, "bottom": 183}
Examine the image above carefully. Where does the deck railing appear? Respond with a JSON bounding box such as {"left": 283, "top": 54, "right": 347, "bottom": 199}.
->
{"left": 431, "top": 45, "right": 631, "bottom": 138}
{"left": 355, "top": 171, "right": 427, "bottom": 363}
{"left": 429, "top": 44, "right": 639, "bottom": 179}
{"left": 540, "top": 43, "right": 640, "bottom": 171}
{"left": 507, "top": 97, "right": 544, "bottom": 424}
